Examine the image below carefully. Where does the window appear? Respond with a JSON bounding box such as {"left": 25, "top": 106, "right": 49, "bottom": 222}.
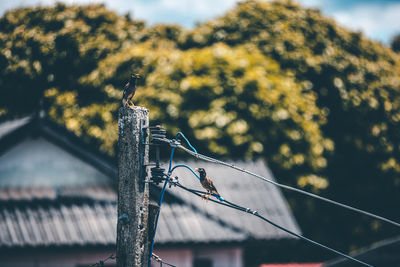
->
{"left": 193, "top": 258, "right": 213, "bottom": 267}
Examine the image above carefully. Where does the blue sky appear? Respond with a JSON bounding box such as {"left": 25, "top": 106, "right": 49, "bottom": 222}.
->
{"left": 1, "top": 0, "right": 400, "bottom": 45}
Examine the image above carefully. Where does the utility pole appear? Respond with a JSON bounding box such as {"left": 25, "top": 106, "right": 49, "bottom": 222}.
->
{"left": 117, "top": 106, "right": 150, "bottom": 267}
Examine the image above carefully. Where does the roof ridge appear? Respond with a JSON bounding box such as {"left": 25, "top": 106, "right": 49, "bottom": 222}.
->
{"left": 0, "top": 186, "right": 117, "bottom": 204}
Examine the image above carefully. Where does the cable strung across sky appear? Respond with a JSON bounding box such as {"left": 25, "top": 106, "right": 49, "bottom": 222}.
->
{"left": 171, "top": 179, "right": 372, "bottom": 267}
{"left": 148, "top": 131, "right": 400, "bottom": 267}
{"left": 154, "top": 136, "right": 400, "bottom": 228}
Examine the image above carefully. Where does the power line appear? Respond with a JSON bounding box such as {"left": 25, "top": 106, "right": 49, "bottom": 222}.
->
{"left": 170, "top": 179, "right": 373, "bottom": 267}
{"left": 170, "top": 164, "right": 225, "bottom": 201}
{"left": 148, "top": 131, "right": 391, "bottom": 267}
{"left": 152, "top": 253, "right": 176, "bottom": 267}
{"left": 155, "top": 137, "right": 400, "bottom": 229}
{"left": 149, "top": 132, "right": 199, "bottom": 267}
{"left": 89, "top": 253, "right": 115, "bottom": 267}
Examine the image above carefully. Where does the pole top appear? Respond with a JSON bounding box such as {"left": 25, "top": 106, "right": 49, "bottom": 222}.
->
{"left": 119, "top": 106, "right": 149, "bottom": 113}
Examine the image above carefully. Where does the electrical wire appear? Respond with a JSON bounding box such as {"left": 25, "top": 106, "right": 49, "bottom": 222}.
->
{"left": 89, "top": 253, "right": 116, "bottom": 267}
{"left": 175, "top": 132, "right": 197, "bottom": 154}
{"left": 152, "top": 253, "right": 176, "bottom": 267}
{"left": 161, "top": 141, "right": 400, "bottom": 228}
{"left": 169, "top": 164, "right": 224, "bottom": 201}
{"left": 148, "top": 133, "right": 199, "bottom": 267}
{"left": 170, "top": 164, "right": 200, "bottom": 179}
{"left": 149, "top": 132, "right": 394, "bottom": 266}
{"left": 171, "top": 180, "right": 373, "bottom": 267}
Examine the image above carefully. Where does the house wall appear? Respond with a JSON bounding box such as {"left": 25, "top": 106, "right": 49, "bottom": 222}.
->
{"left": 153, "top": 246, "right": 243, "bottom": 267}
{"left": 0, "top": 246, "right": 243, "bottom": 267}
{"left": 152, "top": 248, "right": 192, "bottom": 267}
{"left": 0, "top": 248, "right": 116, "bottom": 267}
{"left": 192, "top": 247, "right": 243, "bottom": 267}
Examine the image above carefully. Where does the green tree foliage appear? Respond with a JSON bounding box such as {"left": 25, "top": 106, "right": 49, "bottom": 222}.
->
{"left": 180, "top": 0, "right": 400, "bottom": 249}
{"left": 73, "top": 42, "right": 331, "bottom": 185}
{"left": 0, "top": 3, "right": 145, "bottom": 116}
{"left": 1, "top": 0, "right": 400, "bottom": 255}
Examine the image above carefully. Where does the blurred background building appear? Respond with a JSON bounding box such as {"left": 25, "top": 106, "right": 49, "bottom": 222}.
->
{"left": 0, "top": 114, "right": 305, "bottom": 267}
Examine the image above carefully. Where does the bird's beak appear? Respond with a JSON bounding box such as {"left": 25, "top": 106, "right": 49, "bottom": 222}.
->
{"left": 135, "top": 74, "right": 141, "bottom": 78}
{"left": 194, "top": 168, "right": 199, "bottom": 171}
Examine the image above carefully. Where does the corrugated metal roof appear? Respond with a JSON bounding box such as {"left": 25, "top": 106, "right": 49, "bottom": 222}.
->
{"left": 156, "top": 203, "right": 246, "bottom": 244}
{"left": 0, "top": 198, "right": 247, "bottom": 247}
{"left": 0, "top": 117, "right": 301, "bottom": 247}
{"left": 168, "top": 160, "right": 301, "bottom": 240}
{"left": 0, "top": 202, "right": 116, "bottom": 247}
{"left": 0, "top": 159, "right": 300, "bottom": 247}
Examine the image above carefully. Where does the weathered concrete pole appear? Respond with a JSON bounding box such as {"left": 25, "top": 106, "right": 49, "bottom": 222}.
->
{"left": 117, "top": 106, "right": 150, "bottom": 267}
{"left": 147, "top": 200, "right": 160, "bottom": 255}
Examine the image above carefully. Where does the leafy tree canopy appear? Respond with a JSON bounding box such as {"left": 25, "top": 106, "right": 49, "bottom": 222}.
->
{"left": 1, "top": 0, "right": 400, "bottom": 254}
{"left": 180, "top": 0, "right": 400, "bottom": 238}
{"left": 72, "top": 41, "right": 331, "bottom": 186}
{"left": 0, "top": 3, "right": 145, "bottom": 116}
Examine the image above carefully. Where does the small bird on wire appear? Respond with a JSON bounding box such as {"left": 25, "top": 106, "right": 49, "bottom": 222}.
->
{"left": 122, "top": 73, "right": 141, "bottom": 108}
{"left": 195, "top": 168, "right": 221, "bottom": 200}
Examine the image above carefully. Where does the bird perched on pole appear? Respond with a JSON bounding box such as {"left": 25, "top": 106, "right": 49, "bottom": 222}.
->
{"left": 195, "top": 168, "right": 221, "bottom": 200}
{"left": 122, "top": 73, "right": 141, "bottom": 108}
